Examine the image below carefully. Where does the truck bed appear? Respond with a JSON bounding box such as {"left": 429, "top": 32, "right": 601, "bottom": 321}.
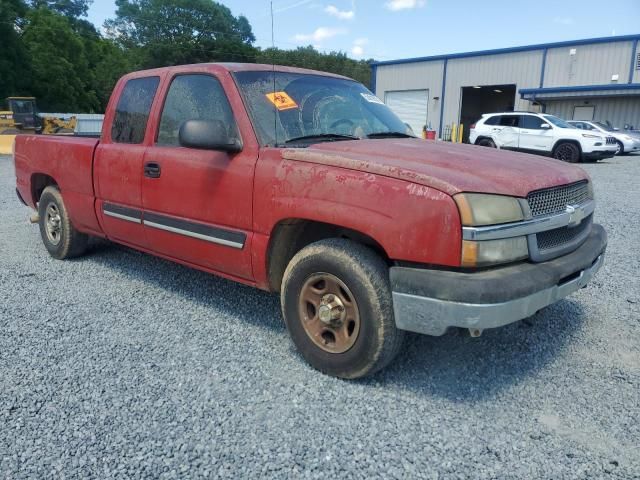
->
{"left": 14, "top": 134, "right": 102, "bottom": 235}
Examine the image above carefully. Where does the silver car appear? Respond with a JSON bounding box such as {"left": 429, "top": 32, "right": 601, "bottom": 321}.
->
{"left": 568, "top": 120, "right": 640, "bottom": 155}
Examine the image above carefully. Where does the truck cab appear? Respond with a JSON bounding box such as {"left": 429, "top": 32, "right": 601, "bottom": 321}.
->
{"left": 14, "top": 63, "right": 607, "bottom": 378}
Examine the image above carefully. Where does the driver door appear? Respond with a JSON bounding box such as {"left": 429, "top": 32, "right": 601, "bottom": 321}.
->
{"left": 141, "top": 73, "right": 257, "bottom": 280}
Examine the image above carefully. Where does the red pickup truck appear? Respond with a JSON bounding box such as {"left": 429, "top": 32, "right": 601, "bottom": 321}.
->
{"left": 14, "top": 63, "right": 606, "bottom": 378}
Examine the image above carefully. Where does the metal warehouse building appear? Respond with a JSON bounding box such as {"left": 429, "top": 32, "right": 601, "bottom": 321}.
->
{"left": 371, "top": 34, "right": 640, "bottom": 142}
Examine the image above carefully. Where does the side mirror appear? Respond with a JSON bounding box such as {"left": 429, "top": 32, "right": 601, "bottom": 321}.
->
{"left": 540, "top": 123, "right": 551, "bottom": 129}
{"left": 179, "top": 119, "right": 242, "bottom": 152}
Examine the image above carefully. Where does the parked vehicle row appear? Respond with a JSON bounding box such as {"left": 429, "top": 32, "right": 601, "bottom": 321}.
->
{"left": 470, "top": 112, "right": 618, "bottom": 163}
{"left": 567, "top": 120, "right": 640, "bottom": 155}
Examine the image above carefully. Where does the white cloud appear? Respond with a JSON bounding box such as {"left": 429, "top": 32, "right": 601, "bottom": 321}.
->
{"left": 325, "top": 4, "right": 355, "bottom": 20}
{"left": 350, "top": 37, "right": 368, "bottom": 57}
{"left": 294, "top": 27, "right": 347, "bottom": 43}
{"left": 553, "top": 16, "right": 574, "bottom": 25}
{"left": 385, "top": 0, "right": 425, "bottom": 11}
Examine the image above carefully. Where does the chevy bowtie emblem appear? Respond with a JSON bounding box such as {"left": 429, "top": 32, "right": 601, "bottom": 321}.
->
{"left": 566, "top": 204, "right": 585, "bottom": 227}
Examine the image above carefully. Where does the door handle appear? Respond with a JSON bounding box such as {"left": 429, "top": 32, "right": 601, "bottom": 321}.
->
{"left": 144, "top": 162, "right": 161, "bottom": 178}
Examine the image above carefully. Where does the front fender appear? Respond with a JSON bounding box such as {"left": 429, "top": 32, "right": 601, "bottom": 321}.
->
{"left": 253, "top": 151, "right": 462, "bottom": 268}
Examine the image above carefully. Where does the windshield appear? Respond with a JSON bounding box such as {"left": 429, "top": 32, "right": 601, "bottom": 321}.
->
{"left": 542, "top": 115, "right": 572, "bottom": 129}
{"left": 233, "top": 71, "right": 413, "bottom": 146}
{"left": 592, "top": 121, "right": 614, "bottom": 131}
{"left": 9, "top": 99, "right": 34, "bottom": 114}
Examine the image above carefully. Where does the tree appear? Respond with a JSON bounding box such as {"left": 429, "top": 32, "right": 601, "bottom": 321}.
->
{"left": 27, "top": 0, "right": 91, "bottom": 18}
{"left": 0, "top": 0, "right": 31, "bottom": 101}
{"left": 257, "top": 46, "right": 373, "bottom": 88}
{"left": 105, "top": 0, "right": 258, "bottom": 69}
{"left": 22, "top": 8, "right": 99, "bottom": 111}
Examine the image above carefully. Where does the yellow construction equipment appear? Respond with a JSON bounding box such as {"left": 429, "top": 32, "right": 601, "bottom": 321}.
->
{"left": 0, "top": 97, "right": 77, "bottom": 154}
{"left": 41, "top": 115, "right": 77, "bottom": 135}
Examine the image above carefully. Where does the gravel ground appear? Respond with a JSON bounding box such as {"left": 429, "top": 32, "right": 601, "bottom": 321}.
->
{"left": 1, "top": 153, "right": 639, "bottom": 479}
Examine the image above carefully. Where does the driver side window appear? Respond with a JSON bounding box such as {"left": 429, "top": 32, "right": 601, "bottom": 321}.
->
{"left": 157, "top": 74, "right": 237, "bottom": 146}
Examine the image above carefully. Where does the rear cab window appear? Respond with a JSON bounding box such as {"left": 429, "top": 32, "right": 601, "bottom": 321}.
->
{"left": 484, "top": 115, "right": 500, "bottom": 126}
{"left": 111, "top": 76, "right": 160, "bottom": 144}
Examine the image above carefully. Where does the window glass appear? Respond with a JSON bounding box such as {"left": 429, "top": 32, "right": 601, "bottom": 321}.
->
{"left": 233, "top": 71, "right": 410, "bottom": 146}
{"left": 593, "top": 121, "right": 614, "bottom": 131}
{"left": 10, "top": 100, "right": 34, "bottom": 114}
{"left": 542, "top": 115, "right": 571, "bottom": 129}
{"left": 499, "top": 115, "right": 520, "bottom": 127}
{"left": 111, "top": 77, "right": 160, "bottom": 144}
{"left": 157, "top": 74, "right": 237, "bottom": 146}
{"left": 484, "top": 115, "right": 500, "bottom": 126}
{"left": 520, "top": 115, "right": 549, "bottom": 130}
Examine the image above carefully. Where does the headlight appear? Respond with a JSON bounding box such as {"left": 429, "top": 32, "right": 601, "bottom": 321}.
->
{"left": 462, "top": 237, "right": 529, "bottom": 267}
{"left": 582, "top": 134, "right": 601, "bottom": 139}
{"left": 454, "top": 193, "right": 524, "bottom": 226}
{"left": 622, "top": 135, "right": 634, "bottom": 141}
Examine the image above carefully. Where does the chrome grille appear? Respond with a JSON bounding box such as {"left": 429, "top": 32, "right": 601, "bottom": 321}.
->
{"left": 527, "top": 181, "right": 591, "bottom": 217}
{"left": 536, "top": 215, "right": 592, "bottom": 252}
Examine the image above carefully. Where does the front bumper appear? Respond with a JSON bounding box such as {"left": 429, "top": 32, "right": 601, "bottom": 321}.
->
{"left": 390, "top": 224, "right": 607, "bottom": 336}
{"left": 583, "top": 149, "right": 616, "bottom": 160}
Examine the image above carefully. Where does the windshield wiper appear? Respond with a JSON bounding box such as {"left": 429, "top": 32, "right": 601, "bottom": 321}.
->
{"left": 283, "top": 133, "right": 359, "bottom": 144}
{"left": 366, "top": 131, "right": 414, "bottom": 139}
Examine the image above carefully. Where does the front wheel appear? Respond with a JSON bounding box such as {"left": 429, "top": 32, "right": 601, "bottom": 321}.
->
{"left": 281, "top": 239, "right": 404, "bottom": 379}
{"left": 38, "top": 186, "right": 88, "bottom": 259}
{"left": 615, "top": 141, "right": 624, "bottom": 156}
{"left": 553, "top": 142, "right": 581, "bottom": 163}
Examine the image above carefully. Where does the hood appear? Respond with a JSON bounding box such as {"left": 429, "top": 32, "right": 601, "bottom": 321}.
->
{"left": 282, "top": 138, "right": 588, "bottom": 197}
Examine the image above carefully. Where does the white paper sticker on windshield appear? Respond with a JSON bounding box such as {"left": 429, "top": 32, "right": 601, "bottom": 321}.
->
{"left": 360, "top": 93, "right": 384, "bottom": 105}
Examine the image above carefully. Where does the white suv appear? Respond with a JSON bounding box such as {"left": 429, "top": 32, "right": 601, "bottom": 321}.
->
{"left": 469, "top": 112, "right": 618, "bottom": 163}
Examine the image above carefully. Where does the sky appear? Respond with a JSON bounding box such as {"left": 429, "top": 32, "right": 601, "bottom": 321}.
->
{"left": 87, "top": 0, "right": 640, "bottom": 61}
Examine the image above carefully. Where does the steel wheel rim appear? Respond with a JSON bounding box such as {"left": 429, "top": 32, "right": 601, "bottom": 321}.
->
{"left": 45, "top": 202, "right": 62, "bottom": 246}
{"left": 298, "top": 272, "right": 361, "bottom": 354}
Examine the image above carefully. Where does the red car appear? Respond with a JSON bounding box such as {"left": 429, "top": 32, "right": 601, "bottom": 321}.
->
{"left": 14, "top": 63, "right": 606, "bottom": 378}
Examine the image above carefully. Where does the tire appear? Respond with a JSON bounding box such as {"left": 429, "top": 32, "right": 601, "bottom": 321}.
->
{"left": 477, "top": 138, "right": 496, "bottom": 148}
{"left": 281, "top": 239, "right": 404, "bottom": 379}
{"left": 38, "top": 186, "right": 88, "bottom": 259}
{"left": 615, "top": 141, "right": 624, "bottom": 156}
{"left": 552, "top": 142, "right": 581, "bottom": 163}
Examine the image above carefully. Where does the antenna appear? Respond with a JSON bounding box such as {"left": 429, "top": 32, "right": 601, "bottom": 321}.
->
{"left": 270, "top": 1, "right": 277, "bottom": 146}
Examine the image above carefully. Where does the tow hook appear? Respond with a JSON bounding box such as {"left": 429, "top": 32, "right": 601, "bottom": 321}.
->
{"left": 29, "top": 213, "right": 40, "bottom": 224}
{"left": 468, "top": 328, "right": 483, "bottom": 338}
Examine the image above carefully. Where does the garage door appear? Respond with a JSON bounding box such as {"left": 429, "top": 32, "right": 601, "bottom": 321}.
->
{"left": 384, "top": 90, "right": 429, "bottom": 136}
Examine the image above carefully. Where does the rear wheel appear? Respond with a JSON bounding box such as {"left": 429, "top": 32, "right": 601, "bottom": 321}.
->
{"left": 38, "top": 186, "right": 88, "bottom": 259}
{"left": 477, "top": 138, "right": 496, "bottom": 148}
{"left": 281, "top": 239, "right": 404, "bottom": 379}
{"left": 553, "top": 142, "right": 580, "bottom": 163}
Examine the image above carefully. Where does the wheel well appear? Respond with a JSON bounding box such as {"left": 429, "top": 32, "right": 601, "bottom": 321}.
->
{"left": 552, "top": 139, "right": 582, "bottom": 154}
{"left": 266, "top": 219, "right": 389, "bottom": 292}
{"left": 31, "top": 173, "right": 58, "bottom": 204}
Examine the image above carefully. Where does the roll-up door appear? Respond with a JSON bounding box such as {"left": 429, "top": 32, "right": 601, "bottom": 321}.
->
{"left": 384, "top": 90, "right": 429, "bottom": 135}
